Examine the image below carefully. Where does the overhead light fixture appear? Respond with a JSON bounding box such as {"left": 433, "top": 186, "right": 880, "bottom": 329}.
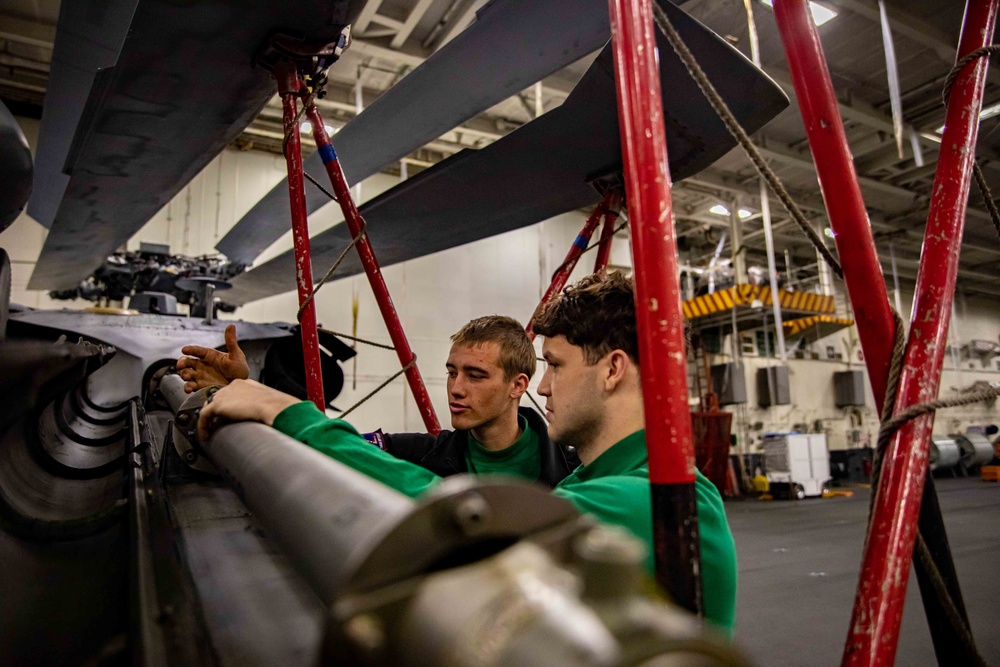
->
{"left": 709, "top": 204, "right": 752, "bottom": 219}
{"left": 980, "top": 100, "right": 1000, "bottom": 121}
{"left": 934, "top": 100, "right": 1000, "bottom": 135}
{"left": 761, "top": 0, "right": 838, "bottom": 27}
{"left": 299, "top": 122, "right": 338, "bottom": 136}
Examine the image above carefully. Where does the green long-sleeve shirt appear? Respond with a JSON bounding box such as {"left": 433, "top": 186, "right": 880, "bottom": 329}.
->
{"left": 272, "top": 401, "right": 737, "bottom": 632}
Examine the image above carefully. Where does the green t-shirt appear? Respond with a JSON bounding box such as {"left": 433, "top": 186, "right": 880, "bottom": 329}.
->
{"left": 272, "top": 401, "right": 737, "bottom": 633}
{"left": 552, "top": 431, "right": 737, "bottom": 633}
{"left": 464, "top": 414, "right": 541, "bottom": 481}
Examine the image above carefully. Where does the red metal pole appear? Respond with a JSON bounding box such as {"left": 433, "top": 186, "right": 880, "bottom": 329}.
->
{"left": 592, "top": 200, "right": 621, "bottom": 273}
{"left": 305, "top": 103, "right": 441, "bottom": 434}
{"left": 525, "top": 191, "right": 619, "bottom": 340}
{"left": 773, "top": 0, "right": 895, "bottom": 414}
{"left": 276, "top": 63, "right": 325, "bottom": 411}
{"left": 842, "top": 1, "right": 998, "bottom": 664}
{"left": 608, "top": 0, "right": 701, "bottom": 614}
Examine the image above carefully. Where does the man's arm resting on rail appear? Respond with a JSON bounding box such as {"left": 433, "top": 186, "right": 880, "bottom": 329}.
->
{"left": 198, "top": 380, "right": 440, "bottom": 498}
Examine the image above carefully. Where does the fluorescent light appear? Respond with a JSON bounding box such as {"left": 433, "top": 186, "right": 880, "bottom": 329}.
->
{"left": 299, "top": 122, "right": 337, "bottom": 136}
{"left": 934, "top": 100, "right": 1000, "bottom": 135}
{"left": 809, "top": 3, "right": 838, "bottom": 26}
{"left": 824, "top": 227, "right": 836, "bottom": 238}
{"left": 710, "top": 204, "right": 754, "bottom": 219}
{"left": 761, "top": 0, "right": 838, "bottom": 27}
{"left": 980, "top": 101, "right": 1000, "bottom": 121}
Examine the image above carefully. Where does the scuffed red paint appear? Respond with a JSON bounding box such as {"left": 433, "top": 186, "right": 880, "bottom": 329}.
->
{"left": 278, "top": 64, "right": 326, "bottom": 411}
{"left": 606, "top": 0, "right": 694, "bottom": 485}
{"left": 837, "top": 0, "right": 998, "bottom": 663}
{"left": 773, "top": 0, "right": 895, "bottom": 414}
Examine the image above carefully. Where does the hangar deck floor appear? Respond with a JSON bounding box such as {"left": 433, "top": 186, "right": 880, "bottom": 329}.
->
{"left": 728, "top": 477, "right": 999, "bottom": 666}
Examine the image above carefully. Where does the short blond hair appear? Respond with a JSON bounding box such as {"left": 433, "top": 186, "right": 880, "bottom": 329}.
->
{"left": 450, "top": 315, "right": 536, "bottom": 380}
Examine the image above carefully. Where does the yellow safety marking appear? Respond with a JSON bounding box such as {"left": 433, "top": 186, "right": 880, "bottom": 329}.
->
{"left": 710, "top": 292, "right": 726, "bottom": 311}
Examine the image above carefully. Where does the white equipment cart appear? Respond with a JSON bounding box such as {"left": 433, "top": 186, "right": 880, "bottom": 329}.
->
{"left": 763, "top": 433, "right": 831, "bottom": 499}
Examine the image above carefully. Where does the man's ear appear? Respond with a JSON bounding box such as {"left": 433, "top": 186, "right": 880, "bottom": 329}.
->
{"left": 510, "top": 373, "right": 530, "bottom": 399}
{"left": 603, "top": 349, "right": 631, "bottom": 392}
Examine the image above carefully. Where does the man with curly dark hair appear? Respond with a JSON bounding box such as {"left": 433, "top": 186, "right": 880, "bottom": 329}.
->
{"left": 531, "top": 271, "right": 736, "bottom": 632}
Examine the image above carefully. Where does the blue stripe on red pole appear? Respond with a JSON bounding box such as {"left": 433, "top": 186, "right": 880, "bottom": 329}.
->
{"left": 318, "top": 144, "right": 337, "bottom": 164}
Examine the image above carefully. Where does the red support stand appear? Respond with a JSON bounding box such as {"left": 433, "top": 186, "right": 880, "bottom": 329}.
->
{"left": 305, "top": 103, "right": 441, "bottom": 434}
{"left": 593, "top": 201, "right": 620, "bottom": 273}
{"left": 275, "top": 63, "right": 326, "bottom": 411}
{"left": 607, "top": 0, "right": 702, "bottom": 615}
{"left": 526, "top": 191, "right": 620, "bottom": 340}
{"left": 773, "top": 0, "right": 896, "bottom": 414}
{"left": 840, "top": 1, "right": 997, "bottom": 664}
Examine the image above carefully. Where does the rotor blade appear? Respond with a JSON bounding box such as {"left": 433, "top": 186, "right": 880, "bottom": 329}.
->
{"left": 215, "top": 0, "right": 615, "bottom": 266}
{"left": 26, "top": 0, "right": 138, "bottom": 230}
{"left": 223, "top": 1, "right": 788, "bottom": 306}
{"left": 28, "top": 0, "right": 362, "bottom": 291}
{"left": 1, "top": 101, "right": 33, "bottom": 231}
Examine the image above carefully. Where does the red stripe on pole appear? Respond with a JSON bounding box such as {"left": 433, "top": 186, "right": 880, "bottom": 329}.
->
{"left": 842, "top": 1, "right": 998, "bottom": 664}
{"left": 306, "top": 104, "right": 441, "bottom": 434}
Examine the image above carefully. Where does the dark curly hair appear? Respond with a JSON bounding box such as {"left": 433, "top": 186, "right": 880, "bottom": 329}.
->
{"left": 533, "top": 271, "right": 638, "bottom": 364}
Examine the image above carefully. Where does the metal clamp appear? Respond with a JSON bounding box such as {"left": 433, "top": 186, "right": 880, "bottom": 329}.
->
{"left": 255, "top": 28, "right": 352, "bottom": 84}
{"left": 170, "top": 385, "right": 220, "bottom": 475}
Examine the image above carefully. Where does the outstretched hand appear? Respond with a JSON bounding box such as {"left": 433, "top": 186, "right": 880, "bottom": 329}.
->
{"left": 177, "top": 324, "right": 250, "bottom": 393}
{"left": 197, "top": 379, "right": 300, "bottom": 442}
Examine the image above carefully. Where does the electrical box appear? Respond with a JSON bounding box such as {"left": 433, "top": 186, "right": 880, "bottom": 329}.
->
{"left": 129, "top": 291, "right": 178, "bottom": 315}
{"left": 756, "top": 366, "right": 790, "bottom": 407}
{"left": 139, "top": 241, "right": 171, "bottom": 255}
{"left": 709, "top": 362, "right": 746, "bottom": 405}
{"left": 833, "top": 370, "right": 865, "bottom": 408}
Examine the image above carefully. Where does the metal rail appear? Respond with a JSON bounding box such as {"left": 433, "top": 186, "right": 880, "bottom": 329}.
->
{"left": 607, "top": 0, "right": 702, "bottom": 614}
{"left": 305, "top": 103, "right": 441, "bottom": 434}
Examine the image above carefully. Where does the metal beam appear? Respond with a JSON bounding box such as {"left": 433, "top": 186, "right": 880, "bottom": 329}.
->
{"left": 349, "top": 38, "right": 427, "bottom": 68}
{"left": 681, "top": 172, "right": 830, "bottom": 215}
{"left": 353, "top": 0, "right": 387, "bottom": 34}
{"left": 770, "top": 65, "right": 1000, "bottom": 169}
{"left": 436, "top": 0, "right": 490, "bottom": 49}
{"left": 0, "top": 15, "right": 55, "bottom": 49}
{"left": 756, "top": 143, "right": 921, "bottom": 202}
{"left": 391, "top": 0, "right": 436, "bottom": 48}
{"left": 825, "top": 0, "right": 1000, "bottom": 93}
